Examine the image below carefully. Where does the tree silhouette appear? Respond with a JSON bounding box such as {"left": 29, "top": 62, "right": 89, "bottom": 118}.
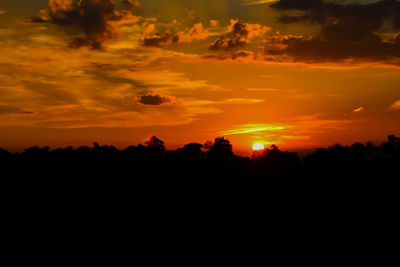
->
{"left": 254, "top": 144, "right": 300, "bottom": 175}
{"left": 145, "top": 135, "right": 165, "bottom": 151}
{"left": 1, "top": 134, "right": 398, "bottom": 241}
{"left": 207, "top": 137, "right": 233, "bottom": 155}
{"left": 0, "top": 148, "right": 10, "bottom": 162}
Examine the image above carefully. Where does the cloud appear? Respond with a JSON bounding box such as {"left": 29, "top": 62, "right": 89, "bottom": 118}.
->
{"left": 209, "top": 20, "right": 220, "bottom": 28}
{"left": 266, "top": 30, "right": 400, "bottom": 63}
{"left": 0, "top": 9, "right": 7, "bottom": 15}
{"left": 142, "top": 22, "right": 208, "bottom": 47}
{"left": 31, "top": 0, "right": 140, "bottom": 49}
{"left": 389, "top": 100, "right": 400, "bottom": 111}
{"left": 138, "top": 92, "right": 171, "bottom": 105}
{"left": 271, "top": 0, "right": 400, "bottom": 27}
{"left": 218, "top": 124, "right": 288, "bottom": 136}
{"left": 183, "top": 97, "right": 264, "bottom": 108}
{"left": 266, "top": 0, "right": 400, "bottom": 63}
{"left": 216, "top": 115, "right": 355, "bottom": 147}
{"left": 187, "top": 23, "right": 209, "bottom": 42}
{"left": 121, "top": 0, "right": 140, "bottom": 10}
{"left": 247, "top": 87, "right": 281, "bottom": 92}
{"left": 0, "top": 41, "right": 226, "bottom": 129}
{"left": 242, "top": 0, "right": 279, "bottom": 6}
{"left": 143, "top": 32, "right": 181, "bottom": 47}
{"left": 209, "top": 19, "right": 271, "bottom": 51}
{"left": 218, "top": 98, "right": 264, "bottom": 104}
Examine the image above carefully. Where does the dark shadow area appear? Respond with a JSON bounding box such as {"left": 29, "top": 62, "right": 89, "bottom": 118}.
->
{"left": 6, "top": 135, "right": 400, "bottom": 251}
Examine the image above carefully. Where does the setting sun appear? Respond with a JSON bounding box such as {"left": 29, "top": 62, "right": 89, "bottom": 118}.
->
{"left": 253, "top": 143, "right": 265, "bottom": 151}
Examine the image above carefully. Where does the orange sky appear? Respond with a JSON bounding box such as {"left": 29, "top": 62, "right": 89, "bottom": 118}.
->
{"left": 0, "top": 0, "right": 399, "bottom": 154}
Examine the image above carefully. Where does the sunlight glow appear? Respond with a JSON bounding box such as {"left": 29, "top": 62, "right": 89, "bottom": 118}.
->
{"left": 218, "top": 124, "right": 288, "bottom": 136}
{"left": 253, "top": 143, "right": 265, "bottom": 151}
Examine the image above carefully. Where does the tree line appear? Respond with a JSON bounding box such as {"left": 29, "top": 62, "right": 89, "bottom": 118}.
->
{"left": 6, "top": 134, "right": 398, "bottom": 241}
{"left": 2, "top": 135, "right": 399, "bottom": 181}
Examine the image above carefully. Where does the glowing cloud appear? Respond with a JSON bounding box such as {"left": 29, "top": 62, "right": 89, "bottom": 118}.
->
{"left": 389, "top": 100, "right": 400, "bottom": 111}
{"left": 218, "top": 124, "right": 288, "bottom": 136}
{"left": 242, "top": 0, "right": 278, "bottom": 6}
{"left": 209, "top": 19, "right": 270, "bottom": 51}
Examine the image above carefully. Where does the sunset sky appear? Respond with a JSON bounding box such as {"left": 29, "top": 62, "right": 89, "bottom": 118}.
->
{"left": 0, "top": 0, "right": 399, "bottom": 154}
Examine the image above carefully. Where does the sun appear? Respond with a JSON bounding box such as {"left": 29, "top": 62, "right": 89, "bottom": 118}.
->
{"left": 252, "top": 143, "right": 265, "bottom": 151}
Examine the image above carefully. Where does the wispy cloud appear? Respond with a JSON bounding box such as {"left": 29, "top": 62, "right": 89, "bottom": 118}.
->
{"left": 246, "top": 87, "right": 281, "bottom": 92}
{"left": 219, "top": 98, "right": 264, "bottom": 104}
{"left": 216, "top": 115, "right": 354, "bottom": 148}
{"left": 0, "top": 40, "right": 225, "bottom": 129}
{"left": 389, "top": 100, "right": 400, "bottom": 111}
{"left": 218, "top": 124, "right": 288, "bottom": 136}
{"left": 241, "top": 0, "right": 278, "bottom": 6}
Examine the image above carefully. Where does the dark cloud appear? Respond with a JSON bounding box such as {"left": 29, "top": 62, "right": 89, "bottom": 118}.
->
{"left": 272, "top": 0, "right": 400, "bottom": 28}
{"left": 142, "top": 23, "right": 208, "bottom": 47}
{"left": 143, "top": 32, "right": 180, "bottom": 47}
{"left": 231, "top": 50, "right": 254, "bottom": 60}
{"left": 138, "top": 93, "right": 170, "bottom": 106}
{"left": 266, "top": 30, "right": 400, "bottom": 63}
{"left": 31, "top": 0, "right": 140, "bottom": 49}
{"left": 267, "top": 0, "right": 400, "bottom": 63}
{"left": 209, "top": 20, "right": 269, "bottom": 51}
{"left": 209, "top": 22, "right": 248, "bottom": 50}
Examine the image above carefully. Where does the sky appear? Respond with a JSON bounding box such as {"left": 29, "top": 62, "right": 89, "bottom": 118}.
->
{"left": 0, "top": 0, "right": 399, "bottom": 154}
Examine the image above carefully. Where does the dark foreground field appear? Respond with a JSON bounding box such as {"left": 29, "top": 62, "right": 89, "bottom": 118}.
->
{"left": 4, "top": 135, "right": 399, "bottom": 256}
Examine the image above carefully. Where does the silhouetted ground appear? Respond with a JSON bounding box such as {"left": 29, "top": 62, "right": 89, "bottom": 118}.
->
{"left": 4, "top": 135, "right": 399, "bottom": 253}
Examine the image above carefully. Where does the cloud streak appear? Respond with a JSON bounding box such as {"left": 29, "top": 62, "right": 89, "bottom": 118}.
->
{"left": 241, "top": 0, "right": 278, "bottom": 6}
{"left": 143, "top": 32, "right": 181, "bottom": 47}
{"left": 218, "top": 124, "right": 288, "bottom": 136}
